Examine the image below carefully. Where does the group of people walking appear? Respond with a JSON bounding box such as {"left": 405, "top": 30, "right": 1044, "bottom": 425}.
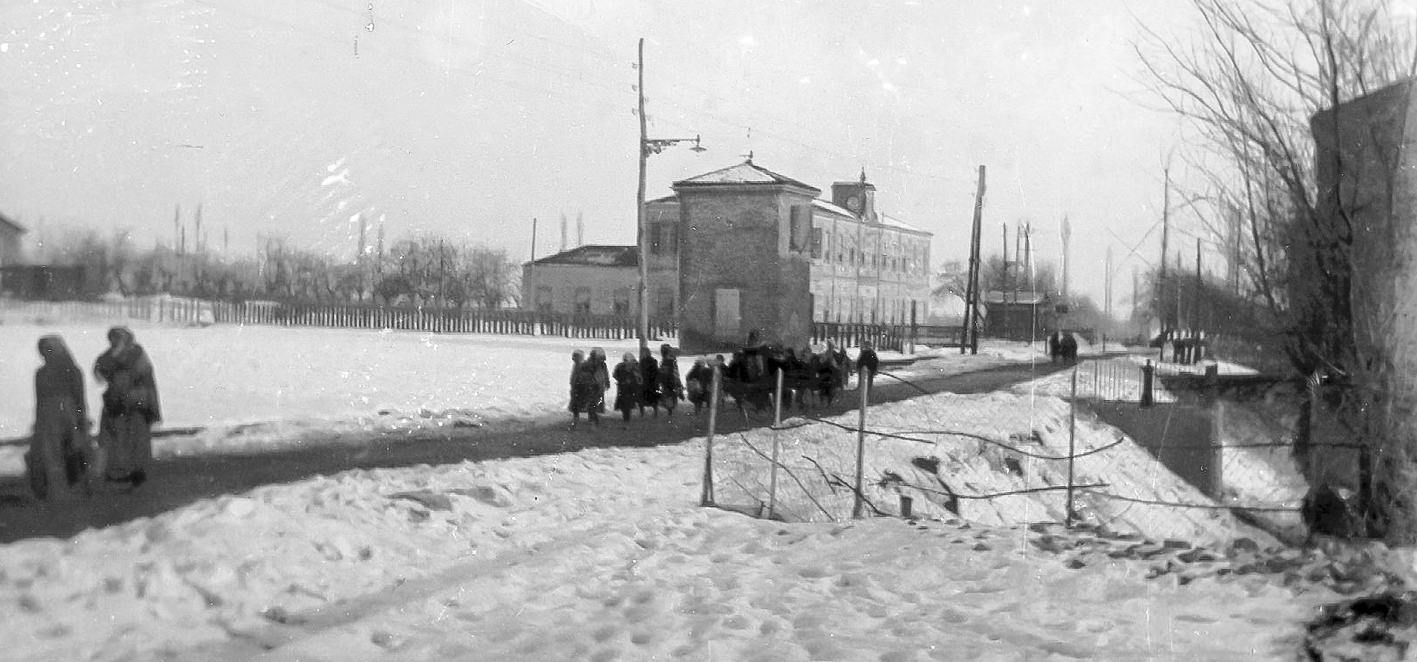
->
{"left": 567, "top": 343, "right": 697, "bottom": 427}
{"left": 26, "top": 326, "right": 161, "bottom": 501}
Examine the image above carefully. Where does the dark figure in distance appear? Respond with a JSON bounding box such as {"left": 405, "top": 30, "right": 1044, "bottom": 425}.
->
{"left": 1047, "top": 331, "right": 1062, "bottom": 364}
{"left": 27, "top": 335, "right": 93, "bottom": 500}
{"left": 1059, "top": 332, "right": 1079, "bottom": 364}
{"left": 857, "top": 341, "right": 880, "bottom": 392}
{"left": 93, "top": 326, "right": 161, "bottom": 488}
{"left": 613, "top": 352, "right": 643, "bottom": 423}
{"left": 657, "top": 344, "right": 684, "bottom": 417}
{"left": 569, "top": 348, "right": 608, "bottom": 428}
{"left": 686, "top": 359, "right": 713, "bottom": 414}
{"left": 638, "top": 347, "right": 661, "bottom": 417}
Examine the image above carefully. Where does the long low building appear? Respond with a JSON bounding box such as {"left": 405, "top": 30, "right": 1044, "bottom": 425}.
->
{"left": 521, "top": 160, "right": 934, "bottom": 350}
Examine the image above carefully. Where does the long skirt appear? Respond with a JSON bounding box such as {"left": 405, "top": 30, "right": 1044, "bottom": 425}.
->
{"left": 26, "top": 399, "right": 91, "bottom": 499}
{"left": 97, "top": 409, "right": 152, "bottom": 480}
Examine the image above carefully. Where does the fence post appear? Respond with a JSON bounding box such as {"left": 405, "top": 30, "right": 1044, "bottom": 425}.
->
{"left": 852, "top": 362, "right": 870, "bottom": 520}
{"left": 1066, "top": 368, "right": 1078, "bottom": 528}
{"left": 701, "top": 365, "right": 720, "bottom": 507}
{"left": 768, "top": 368, "right": 784, "bottom": 520}
{"left": 1141, "top": 360, "right": 1155, "bottom": 408}
{"left": 1210, "top": 399, "right": 1226, "bottom": 500}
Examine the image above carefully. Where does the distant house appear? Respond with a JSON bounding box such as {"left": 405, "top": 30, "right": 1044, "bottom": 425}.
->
{"left": 0, "top": 212, "right": 26, "bottom": 295}
{"left": 520, "top": 245, "right": 674, "bottom": 317}
{"left": 981, "top": 290, "right": 1056, "bottom": 341}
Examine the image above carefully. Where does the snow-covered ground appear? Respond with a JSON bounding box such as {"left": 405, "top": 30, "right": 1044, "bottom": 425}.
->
{"left": 2, "top": 390, "right": 1330, "bottom": 662}
{"left": 2, "top": 321, "right": 1351, "bottom": 660}
{"left": 0, "top": 323, "right": 1047, "bottom": 467}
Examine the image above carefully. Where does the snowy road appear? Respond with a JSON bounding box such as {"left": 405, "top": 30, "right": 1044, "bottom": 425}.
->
{"left": 0, "top": 360, "right": 1072, "bottom": 543}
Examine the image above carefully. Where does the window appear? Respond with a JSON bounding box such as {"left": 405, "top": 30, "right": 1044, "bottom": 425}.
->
{"left": 573, "top": 287, "right": 592, "bottom": 314}
{"left": 789, "top": 205, "right": 810, "bottom": 252}
{"left": 655, "top": 286, "right": 674, "bottom": 318}
{"left": 811, "top": 227, "right": 823, "bottom": 259}
{"left": 535, "top": 286, "right": 552, "bottom": 313}
{"left": 613, "top": 288, "right": 631, "bottom": 316}
{"left": 713, "top": 288, "right": 742, "bottom": 339}
{"left": 650, "top": 223, "right": 677, "bottom": 256}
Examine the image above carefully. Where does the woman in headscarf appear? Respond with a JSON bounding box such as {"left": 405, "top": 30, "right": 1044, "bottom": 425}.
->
{"left": 613, "top": 352, "right": 642, "bottom": 423}
{"left": 638, "top": 347, "right": 660, "bottom": 418}
{"left": 93, "top": 326, "right": 161, "bottom": 487}
{"left": 27, "top": 335, "right": 91, "bottom": 500}
{"left": 656, "top": 343, "right": 684, "bottom": 417}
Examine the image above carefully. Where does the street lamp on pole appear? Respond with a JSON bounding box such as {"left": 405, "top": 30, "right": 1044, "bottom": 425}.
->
{"left": 636, "top": 36, "right": 705, "bottom": 355}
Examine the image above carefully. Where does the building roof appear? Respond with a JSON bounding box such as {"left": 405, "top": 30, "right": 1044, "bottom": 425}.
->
{"left": 528, "top": 245, "right": 638, "bottom": 268}
{"left": 880, "top": 213, "right": 928, "bottom": 235}
{"left": 646, "top": 194, "right": 679, "bottom": 205}
{"left": 0, "top": 212, "right": 26, "bottom": 235}
{"left": 811, "top": 198, "right": 856, "bottom": 219}
{"left": 674, "top": 160, "right": 821, "bottom": 193}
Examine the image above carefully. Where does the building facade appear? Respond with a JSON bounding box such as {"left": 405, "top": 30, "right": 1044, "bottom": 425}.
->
{"left": 520, "top": 161, "right": 934, "bottom": 350}
{"left": 520, "top": 245, "right": 676, "bottom": 318}
{"left": 0, "top": 213, "right": 26, "bottom": 295}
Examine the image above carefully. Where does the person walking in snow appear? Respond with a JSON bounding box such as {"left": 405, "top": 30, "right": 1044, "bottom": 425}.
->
{"left": 93, "top": 326, "right": 161, "bottom": 488}
{"left": 638, "top": 347, "right": 661, "bottom": 417}
{"left": 686, "top": 358, "right": 712, "bottom": 414}
{"left": 613, "top": 352, "right": 643, "bottom": 423}
{"left": 858, "top": 341, "right": 880, "bottom": 392}
{"left": 570, "top": 348, "right": 608, "bottom": 427}
{"left": 27, "top": 335, "right": 94, "bottom": 500}
{"left": 657, "top": 344, "right": 684, "bottom": 417}
{"left": 567, "top": 349, "right": 588, "bottom": 426}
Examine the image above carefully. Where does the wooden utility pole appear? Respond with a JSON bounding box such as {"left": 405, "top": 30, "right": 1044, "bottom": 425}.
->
{"left": 529, "top": 217, "right": 538, "bottom": 307}
{"left": 636, "top": 37, "right": 651, "bottom": 355}
{"left": 1061, "top": 216, "right": 1071, "bottom": 302}
{"left": 1001, "top": 222, "right": 1009, "bottom": 339}
{"left": 1160, "top": 166, "right": 1171, "bottom": 330}
{"left": 1194, "top": 238, "right": 1202, "bottom": 331}
{"left": 961, "top": 165, "right": 986, "bottom": 355}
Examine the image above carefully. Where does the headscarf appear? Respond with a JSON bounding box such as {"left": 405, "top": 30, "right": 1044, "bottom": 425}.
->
{"left": 35, "top": 335, "right": 86, "bottom": 419}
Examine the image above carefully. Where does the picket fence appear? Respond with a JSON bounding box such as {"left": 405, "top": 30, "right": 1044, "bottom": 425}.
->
{"left": 209, "top": 301, "right": 677, "bottom": 340}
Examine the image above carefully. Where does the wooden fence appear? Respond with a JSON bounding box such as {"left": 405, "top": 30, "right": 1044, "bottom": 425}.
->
{"left": 210, "top": 301, "right": 678, "bottom": 340}
{"left": 0, "top": 297, "right": 213, "bottom": 326}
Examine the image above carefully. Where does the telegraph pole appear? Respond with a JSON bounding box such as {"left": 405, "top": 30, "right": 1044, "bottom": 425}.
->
{"left": 961, "top": 165, "right": 985, "bottom": 354}
{"left": 636, "top": 37, "right": 651, "bottom": 354}
{"left": 1160, "top": 166, "right": 1171, "bottom": 331}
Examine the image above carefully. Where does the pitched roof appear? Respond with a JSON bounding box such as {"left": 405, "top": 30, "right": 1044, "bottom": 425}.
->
{"left": 0, "top": 212, "right": 26, "bottom": 235}
{"left": 674, "top": 160, "right": 820, "bottom": 193}
{"left": 880, "top": 213, "right": 928, "bottom": 235}
{"left": 811, "top": 198, "right": 856, "bottom": 219}
{"left": 529, "top": 245, "right": 638, "bottom": 268}
{"left": 646, "top": 194, "right": 679, "bottom": 204}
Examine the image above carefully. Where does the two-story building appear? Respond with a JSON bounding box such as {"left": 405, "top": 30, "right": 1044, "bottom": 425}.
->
{"left": 519, "top": 159, "right": 934, "bottom": 350}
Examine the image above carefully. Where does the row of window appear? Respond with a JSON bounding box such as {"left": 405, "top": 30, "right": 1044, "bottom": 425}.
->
{"left": 812, "top": 294, "right": 923, "bottom": 324}
{"left": 650, "top": 213, "right": 929, "bottom": 278}
{"left": 533, "top": 285, "right": 674, "bottom": 317}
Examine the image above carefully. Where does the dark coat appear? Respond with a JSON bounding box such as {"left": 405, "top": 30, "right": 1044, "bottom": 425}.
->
{"left": 93, "top": 336, "right": 160, "bottom": 479}
{"left": 28, "top": 336, "right": 91, "bottom": 498}
{"left": 570, "top": 357, "right": 608, "bottom": 413}
{"left": 658, "top": 356, "right": 684, "bottom": 401}
{"left": 640, "top": 355, "right": 661, "bottom": 405}
{"left": 613, "top": 360, "right": 643, "bottom": 411}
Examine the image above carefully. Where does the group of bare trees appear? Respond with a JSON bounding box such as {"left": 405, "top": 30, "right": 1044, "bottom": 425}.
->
{"left": 31, "top": 227, "right": 520, "bottom": 309}
{"left": 1138, "top": 0, "right": 1417, "bottom": 541}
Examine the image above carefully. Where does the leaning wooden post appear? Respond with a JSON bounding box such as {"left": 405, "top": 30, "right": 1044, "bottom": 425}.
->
{"left": 852, "top": 362, "right": 871, "bottom": 519}
{"left": 768, "top": 367, "right": 785, "bottom": 519}
{"left": 701, "top": 364, "right": 721, "bottom": 507}
{"left": 1066, "top": 367, "right": 1078, "bottom": 528}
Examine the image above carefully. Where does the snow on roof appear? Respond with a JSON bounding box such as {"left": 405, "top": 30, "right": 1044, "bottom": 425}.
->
{"left": 530, "top": 245, "right": 638, "bottom": 267}
{"left": 646, "top": 194, "right": 679, "bottom": 205}
{"left": 880, "top": 213, "right": 927, "bottom": 235}
{"left": 674, "top": 160, "right": 820, "bottom": 193}
{"left": 0, "top": 212, "right": 26, "bottom": 235}
{"left": 811, "top": 198, "right": 856, "bottom": 219}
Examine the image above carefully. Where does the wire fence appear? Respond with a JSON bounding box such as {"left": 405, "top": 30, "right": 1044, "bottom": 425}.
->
{"left": 693, "top": 360, "right": 1331, "bottom": 541}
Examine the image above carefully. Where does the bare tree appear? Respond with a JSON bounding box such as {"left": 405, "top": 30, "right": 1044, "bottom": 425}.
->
{"left": 1137, "top": 0, "right": 1417, "bottom": 541}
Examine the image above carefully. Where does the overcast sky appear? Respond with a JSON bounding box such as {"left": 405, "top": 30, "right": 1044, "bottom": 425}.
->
{"left": 0, "top": 0, "right": 1356, "bottom": 308}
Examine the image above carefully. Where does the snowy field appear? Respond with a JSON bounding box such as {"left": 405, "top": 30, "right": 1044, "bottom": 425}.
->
{"left": 1, "top": 389, "right": 1330, "bottom": 662}
{"left": 2, "top": 321, "right": 1347, "bottom": 660}
{"left": 0, "top": 322, "right": 1046, "bottom": 464}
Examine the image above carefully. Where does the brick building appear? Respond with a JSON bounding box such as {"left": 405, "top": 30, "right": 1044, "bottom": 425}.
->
{"left": 0, "top": 212, "right": 26, "bottom": 295}
{"left": 520, "top": 160, "right": 934, "bottom": 351}
{"left": 658, "top": 161, "right": 932, "bottom": 350}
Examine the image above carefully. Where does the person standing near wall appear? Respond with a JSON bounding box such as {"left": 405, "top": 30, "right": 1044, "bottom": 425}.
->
{"left": 858, "top": 341, "right": 880, "bottom": 392}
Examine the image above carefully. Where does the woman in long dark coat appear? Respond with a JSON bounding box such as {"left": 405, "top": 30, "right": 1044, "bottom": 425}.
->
{"left": 638, "top": 347, "right": 661, "bottom": 417}
{"left": 656, "top": 344, "right": 684, "bottom": 417}
{"left": 570, "top": 348, "right": 607, "bottom": 427}
{"left": 93, "top": 326, "right": 161, "bottom": 487}
{"left": 27, "top": 335, "right": 92, "bottom": 500}
{"left": 613, "top": 352, "right": 642, "bottom": 422}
